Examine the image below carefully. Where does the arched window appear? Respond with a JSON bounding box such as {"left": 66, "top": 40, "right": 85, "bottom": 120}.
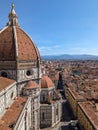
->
{"left": 1, "top": 72, "right": 8, "bottom": 77}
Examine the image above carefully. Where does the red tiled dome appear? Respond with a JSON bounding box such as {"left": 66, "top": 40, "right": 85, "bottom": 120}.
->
{"left": 0, "top": 26, "right": 40, "bottom": 61}
{"left": 0, "top": 4, "right": 40, "bottom": 61}
{"left": 41, "top": 75, "right": 54, "bottom": 88}
{"left": 0, "top": 27, "right": 15, "bottom": 61}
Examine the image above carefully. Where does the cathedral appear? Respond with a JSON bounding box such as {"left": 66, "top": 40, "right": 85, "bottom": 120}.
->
{"left": 0, "top": 4, "right": 62, "bottom": 130}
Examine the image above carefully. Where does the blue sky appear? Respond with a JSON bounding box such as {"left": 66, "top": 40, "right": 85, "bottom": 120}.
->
{"left": 0, "top": 0, "right": 98, "bottom": 55}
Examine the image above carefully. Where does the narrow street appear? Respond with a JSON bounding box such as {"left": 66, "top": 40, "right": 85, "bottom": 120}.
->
{"left": 61, "top": 100, "right": 74, "bottom": 121}
{"left": 52, "top": 100, "right": 79, "bottom": 130}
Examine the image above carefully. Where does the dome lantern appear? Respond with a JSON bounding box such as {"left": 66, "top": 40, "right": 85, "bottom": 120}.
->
{"left": 7, "top": 3, "right": 19, "bottom": 26}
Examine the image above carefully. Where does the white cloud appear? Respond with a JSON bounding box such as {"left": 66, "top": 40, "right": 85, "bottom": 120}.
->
{"left": 38, "top": 45, "right": 62, "bottom": 55}
{"left": 38, "top": 44, "right": 98, "bottom": 55}
{"left": 53, "top": 45, "right": 60, "bottom": 48}
{"left": 39, "top": 46, "right": 52, "bottom": 51}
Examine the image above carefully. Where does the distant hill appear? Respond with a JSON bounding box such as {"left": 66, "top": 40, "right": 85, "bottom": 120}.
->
{"left": 41, "top": 54, "right": 98, "bottom": 60}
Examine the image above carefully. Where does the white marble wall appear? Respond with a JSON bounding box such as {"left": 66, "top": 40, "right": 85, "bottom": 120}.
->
{"left": 14, "top": 97, "right": 40, "bottom": 130}
{"left": 0, "top": 82, "right": 17, "bottom": 117}
{"left": 14, "top": 98, "right": 32, "bottom": 130}
{"left": 52, "top": 101, "right": 62, "bottom": 127}
{"left": 23, "top": 84, "right": 40, "bottom": 130}
{"left": 0, "top": 68, "right": 40, "bottom": 82}
{"left": 17, "top": 83, "right": 26, "bottom": 95}
{"left": 0, "top": 70, "right": 17, "bottom": 80}
{"left": 32, "top": 95, "right": 40, "bottom": 130}
{"left": 17, "top": 68, "right": 39, "bottom": 82}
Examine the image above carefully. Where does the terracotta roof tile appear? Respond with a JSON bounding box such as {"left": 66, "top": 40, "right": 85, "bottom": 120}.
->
{"left": 24, "top": 80, "right": 39, "bottom": 89}
{"left": 49, "top": 73, "right": 59, "bottom": 81}
{"left": 16, "top": 27, "right": 40, "bottom": 60}
{"left": 68, "top": 88, "right": 85, "bottom": 101}
{"left": 0, "top": 120, "right": 11, "bottom": 130}
{"left": 0, "top": 97, "right": 28, "bottom": 129}
{"left": 0, "top": 27, "right": 15, "bottom": 61}
{"left": 79, "top": 102, "right": 98, "bottom": 129}
{"left": 0, "top": 77, "right": 15, "bottom": 92}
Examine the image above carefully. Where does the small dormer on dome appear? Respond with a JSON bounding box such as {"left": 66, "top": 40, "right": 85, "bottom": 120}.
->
{"left": 24, "top": 80, "right": 39, "bottom": 90}
{"left": 23, "top": 81, "right": 40, "bottom": 96}
{"left": 7, "top": 3, "right": 19, "bottom": 26}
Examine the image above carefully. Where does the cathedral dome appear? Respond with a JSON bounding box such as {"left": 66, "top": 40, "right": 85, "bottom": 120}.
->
{"left": 0, "top": 4, "right": 40, "bottom": 61}
{"left": 41, "top": 75, "right": 54, "bottom": 88}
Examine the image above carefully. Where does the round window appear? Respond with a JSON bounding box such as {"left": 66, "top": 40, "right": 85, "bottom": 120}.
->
{"left": 1, "top": 72, "right": 8, "bottom": 77}
{"left": 26, "top": 70, "right": 33, "bottom": 76}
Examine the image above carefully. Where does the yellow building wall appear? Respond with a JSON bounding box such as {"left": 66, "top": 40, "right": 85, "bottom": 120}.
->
{"left": 67, "top": 88, "right": 96, "bottom": 130}
{"left": 67, "top": 89, "right": 77, "bottom": 117}
{"left": 77, "top": 105, "right": 94, "bottom": 130}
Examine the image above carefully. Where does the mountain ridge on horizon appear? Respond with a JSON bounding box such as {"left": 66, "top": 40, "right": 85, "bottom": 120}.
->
{"left": 41, "top": 54, "right": 98, "bottom": 60}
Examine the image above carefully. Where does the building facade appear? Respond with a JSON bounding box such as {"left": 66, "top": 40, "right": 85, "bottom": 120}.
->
{"left": 66, "top": 86, "right": 98, "bottom": 130}
{"left": 40, "top": 75, "right": 62, "bottom": 129}
{"left": 0, "top": 4, "right": 61, "bottom": 130}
